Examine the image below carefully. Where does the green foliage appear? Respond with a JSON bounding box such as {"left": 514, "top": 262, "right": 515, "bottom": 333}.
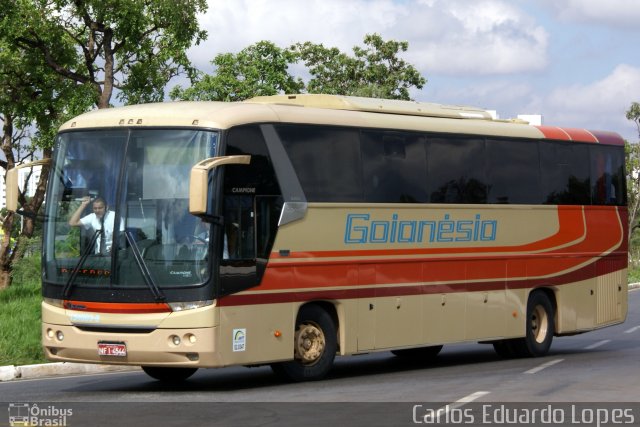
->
{"left": 2, "top": 0, "right": 208, "bottom": 108}
{"left": 627, "top": 103, "right": 640, "bottom": 264}
{"left": 293, "top": 33, "right": 426, "bottom": 100}
{"left": 626, "top": 102, "right": 640, "bottom": 137}
{"left": 171, "top": 41, "right": 304, "bottom": 101}
{"left": 628, "top": 262, "right": 640, "bottom": 284}
{"left": 0, "top": 247, "right": 44, "bottom": 365}
{"left": 171, "top": 33, "right": 427, "bottom": 102}
{"left": 11, "top": 238, "right": 42, "bottom": 285}
{"left": 626, "top": 141, "right": 640, "bottom": 234}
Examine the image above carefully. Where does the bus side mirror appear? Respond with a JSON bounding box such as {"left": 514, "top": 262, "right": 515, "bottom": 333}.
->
{"left": 189, "top": 155, "right": 251, "bottom": 216}
{"left": 6, "top": 159, "right": 52, "bottom": 212}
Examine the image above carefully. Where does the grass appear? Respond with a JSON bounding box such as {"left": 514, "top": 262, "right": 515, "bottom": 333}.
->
{"left": 0, "top": 280, "right": 45, "bottom": 366}
{"left": 0, "top": 244, "right": 46, "bottom": 366}
{"left": 629, "top": 265, "right": 640, "bottom": 284}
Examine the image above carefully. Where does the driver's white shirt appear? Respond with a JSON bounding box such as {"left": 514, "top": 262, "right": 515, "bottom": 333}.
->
{"left": 79, "top": 211, "right": 123, "bottom": 254}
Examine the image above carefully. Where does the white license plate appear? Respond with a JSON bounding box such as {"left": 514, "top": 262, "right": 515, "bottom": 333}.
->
{"left": 98, "top": 342, "right": 127, "bottom": 357}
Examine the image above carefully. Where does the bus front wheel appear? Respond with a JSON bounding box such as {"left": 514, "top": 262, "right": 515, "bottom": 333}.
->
{"left": 271, "top": 304, "right": 337, "bottom": 382}
{"left": 142, "top": 366, "right": 198, "bottom": 382}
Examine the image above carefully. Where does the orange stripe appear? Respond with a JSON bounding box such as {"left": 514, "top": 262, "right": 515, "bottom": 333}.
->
{"left": 561, "top": 128, "right": 599, "bottom": 143}
{"left": 536, "top": 126, "right": 571, "bottom": 141}
{"left": 535, "top": 126, "right": 599, "bottom": 143}
{"left": 219, "top": 254, "right": 627, "bottom": 307}
{"left": 260, "top": 207, "right": 624, "bottom": 291}
{"left": 63, "top": 300, "right": 171, "bottom": 313}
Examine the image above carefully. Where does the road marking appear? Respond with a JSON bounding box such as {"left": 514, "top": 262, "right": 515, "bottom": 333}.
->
{"left": 624, "top": 325, "right": 640, "bottom": 334}
{"left": 425, "top": 391, "right": 490, "bottom": 422}
{"left": 524, "top": 358, "right": 564, "bottom": 374}
{"left": 584, "top": 340, "right": 610, "bottom": 350}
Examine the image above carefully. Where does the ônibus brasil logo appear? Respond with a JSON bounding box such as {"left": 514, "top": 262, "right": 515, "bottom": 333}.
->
{"left": 8, "top": 403, "right": 73, "bottom": 426}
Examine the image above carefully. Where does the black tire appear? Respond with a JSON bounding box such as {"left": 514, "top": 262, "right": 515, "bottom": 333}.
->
{"left": 271, "top": 304, "right": 337, "bottom": 382}
{"left": 142, "top": 366, "right": 198, "bottom": 382}
{"left": 511, "top": 291, "right": 555, "bottom": 357}
{"left": 391, "top": 345, "right": 443, "bottom": 361}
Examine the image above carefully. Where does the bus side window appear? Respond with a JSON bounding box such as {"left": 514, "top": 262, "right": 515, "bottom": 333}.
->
{"left": 590, "top": 145, "right": 626, "bottom": 206}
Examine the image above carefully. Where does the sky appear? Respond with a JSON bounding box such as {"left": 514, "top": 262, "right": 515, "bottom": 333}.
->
{"left": 184, "top": 0, "right": 640, "bottom": 142}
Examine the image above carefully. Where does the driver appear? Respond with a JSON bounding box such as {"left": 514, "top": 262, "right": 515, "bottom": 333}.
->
{"left": 69, "top": 196, "right": 123, "bottom": 255}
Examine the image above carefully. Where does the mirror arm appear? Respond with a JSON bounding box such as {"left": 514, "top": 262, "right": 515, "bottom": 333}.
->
{"left": 189, "top": 155, "right": 251, "bottom": 215}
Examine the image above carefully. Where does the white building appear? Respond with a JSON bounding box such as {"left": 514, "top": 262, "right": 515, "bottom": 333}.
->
{"left": 0, "top": 164, "right": 42, "bottom": 210}
{"left": 487, "top": 110, "right": 543, "bottom": 126}
{"left": 517, "top": 114, "right": 543, "bottom": 126}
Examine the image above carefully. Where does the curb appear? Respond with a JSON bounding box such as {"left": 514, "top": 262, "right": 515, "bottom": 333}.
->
{"left": 0, "top": 363, "right": 139, "bottom": 382}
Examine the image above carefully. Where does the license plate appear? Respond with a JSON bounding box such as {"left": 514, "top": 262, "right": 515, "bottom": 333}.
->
{"left": 98, "top": 342, "right": 127, "bottom": 357}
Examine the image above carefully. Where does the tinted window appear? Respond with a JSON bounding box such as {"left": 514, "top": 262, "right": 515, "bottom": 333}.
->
{"left": 486, "top": 139, "right": 541, "bottom": 204}
{"left": 224, "top": 125, "right": 282, "bottom": 260}
{"left": 428, "top": 137, "right": 487, "bottom": 203}
{"left": 540, "top": 141, "right": 590, "bottom": 204}
{"left": 225, "top": 126, "right": 281, "bottom": 195}
{"left": 591, "top": 144, "right": 626, "bottom": 205}
{"left": 277, "top": 125, "right": 363, "bottom": 202}
{"left": 361, "top": 131, "right": 428, "bottom": 203}
{"left": 220, "top": 125, "right": 283, "bottom": 296}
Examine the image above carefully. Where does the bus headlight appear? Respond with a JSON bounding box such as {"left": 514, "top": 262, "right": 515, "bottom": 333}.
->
{"left": 168, "top": 300, "right": 213, "bottom": 312}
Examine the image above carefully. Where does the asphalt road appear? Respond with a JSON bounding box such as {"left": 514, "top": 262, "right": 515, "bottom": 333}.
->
{"left": 1, "top": 290, "right": 639, "bottom": 426}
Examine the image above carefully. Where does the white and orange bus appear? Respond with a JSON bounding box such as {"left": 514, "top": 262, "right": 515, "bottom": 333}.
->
{"left": 16, "top": 94, "right": 628, "bottom": 382}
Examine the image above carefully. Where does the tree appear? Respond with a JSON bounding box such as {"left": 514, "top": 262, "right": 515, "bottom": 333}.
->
{"left": 627, "top": 103, "right": 640, "bottom": 263}
{"left": 627, "top": 102, "right": 640, "bottom": 137}
{"left": 3, "top": 0, "right": 208, "bottom": 109}
{"left": 0, "top": 0, "right": 208, "bottom": 288}
{"left": 171, "top": 41, "right": 304, "bottom": 102}
{"left": 172, "top": 34, "right": 427, "bottom": 102}
{"left": 292, "top": 33, "right": 426, "bottom": 100}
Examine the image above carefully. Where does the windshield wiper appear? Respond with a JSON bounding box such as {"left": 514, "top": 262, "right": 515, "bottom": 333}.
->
{"left": 62, "top": 229, "right": 101, "bottom": 299}
{"left": 125, "top": 231, "right": 166, "bottom": 302}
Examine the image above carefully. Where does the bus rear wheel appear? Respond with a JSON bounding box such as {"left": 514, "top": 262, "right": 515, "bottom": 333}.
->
{"left": 271, "top": 304, "right": 337, "bottom": 382}
{"left": 521, "top": 291, "right": 555, "bottom": 356}
{"left": 142, "top": 366, "right": 198, "bottom": 382}
{"left": 495, "top": 291, "right": 555, "bottom": 358}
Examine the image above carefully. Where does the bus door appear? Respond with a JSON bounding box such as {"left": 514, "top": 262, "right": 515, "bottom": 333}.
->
{"left": 218, "top": 193, "right": 282, "bottom": 297}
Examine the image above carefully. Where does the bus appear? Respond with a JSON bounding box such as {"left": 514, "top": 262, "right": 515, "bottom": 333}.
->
{"left": 12, "top": 94, "right": 628, "bottom": 382}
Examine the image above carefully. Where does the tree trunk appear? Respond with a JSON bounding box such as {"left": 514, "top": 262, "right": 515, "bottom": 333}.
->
{"left": 0, "top": 115, "right": 16, "bottom": 289}
{"left": 21, "top": 147, "right": 52, "bottom": 238}
{"left": 0, "top": 213, "right": 16, "bottom": 290}
{"left": 0, "top": 116, "right": 51, "bottom": 289}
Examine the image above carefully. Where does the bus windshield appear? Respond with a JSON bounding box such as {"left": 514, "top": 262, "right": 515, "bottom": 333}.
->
{"left": 44, "top": 129, "right": 218, "bottom": 296}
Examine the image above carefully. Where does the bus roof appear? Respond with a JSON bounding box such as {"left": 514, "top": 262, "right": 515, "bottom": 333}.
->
{"left": 59, "top": 94, "right": 624, "bottom": 146}
{"left": 247, "top": 94, "right": 495, "bottom": 120}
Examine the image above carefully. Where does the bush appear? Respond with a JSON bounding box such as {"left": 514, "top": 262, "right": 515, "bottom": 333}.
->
{"left": 0, "top": 239, "right": 45, "bottom": 365}
{"left": 10, "top": 238, "right": 42, "bottom": 288}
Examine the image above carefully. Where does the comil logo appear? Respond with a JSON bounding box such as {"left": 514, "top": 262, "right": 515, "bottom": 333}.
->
{"left": 8, "top": 403, "right": 73, "bottom": 426}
